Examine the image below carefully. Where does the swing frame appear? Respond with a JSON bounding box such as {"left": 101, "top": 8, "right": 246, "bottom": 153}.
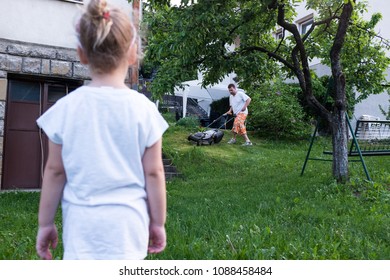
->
{"left": 301, "top": 113, "right": 372, "bottom": 181}
{"left": 301, "top": 113, "right": 390, "bottom": 181}
{"left": 300, "top": 77, "right": 390, "bottom": 181}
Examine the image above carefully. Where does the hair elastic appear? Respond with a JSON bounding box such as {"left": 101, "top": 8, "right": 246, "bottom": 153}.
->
{"left": 102, "top": 11, "right": 110, "bottom": 20}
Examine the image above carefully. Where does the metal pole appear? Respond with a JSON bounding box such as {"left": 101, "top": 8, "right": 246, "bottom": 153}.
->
{"left": 346, "top": 114, "right": 371, "bottom": 181}
{"left": 301, "top": 121, "right": 319, "bottom": 176}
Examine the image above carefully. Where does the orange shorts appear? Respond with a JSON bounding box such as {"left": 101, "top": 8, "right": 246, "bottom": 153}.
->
{"left": 232, "top": 113, "right": 247, "bottom": 135}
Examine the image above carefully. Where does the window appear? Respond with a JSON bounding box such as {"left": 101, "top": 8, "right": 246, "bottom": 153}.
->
{"left": 301, "top": 19, "right": 313, "bottom": 35}
{"left": 275, "top": 28, "right": 284, "bottom": 40}
{"left": 9, "top": 80, "right": 41, "bottom": 103}
{"left": 296, "top": 14, "right": 314, "bottom": 35}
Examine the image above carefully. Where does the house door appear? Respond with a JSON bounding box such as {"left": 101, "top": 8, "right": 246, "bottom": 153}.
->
{"left": 2, "top": 78, "right": 81, "bottom": 190}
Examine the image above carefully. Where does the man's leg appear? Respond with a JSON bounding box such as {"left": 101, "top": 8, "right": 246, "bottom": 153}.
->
{"left": 228, "top": 117, "right": 240, "bottom": 144}
{"left": 228, "top": 132, "right": 237, "bottom": 144}
{"left": 242, "top": 133, "right": 252, "bottom": 145}
{"left": 239, "top": 114, "right": 252, "bottom": 145}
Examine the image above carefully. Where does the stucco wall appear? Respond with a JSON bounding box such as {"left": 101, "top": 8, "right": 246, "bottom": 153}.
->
{"left": 0, "top": 0, "right": 133, "bottom": 49}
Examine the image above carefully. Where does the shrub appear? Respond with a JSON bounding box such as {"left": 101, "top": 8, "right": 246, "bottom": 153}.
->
{"left": 210, "top": 97, "right": 233, "bottom": 129}
{"left": 161, "top": 112, "right": 177, "bottom": 124}
{"left": 249, "top": 82, "right": 311, "bottom": 139}
{"left": 210, "top": 97, "right": 229, "bottom": 115}
{"left": 175, "top": 116, "right": 200, "bottom": 130}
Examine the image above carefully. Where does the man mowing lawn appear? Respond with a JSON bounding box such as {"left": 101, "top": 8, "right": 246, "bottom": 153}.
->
{"left": 224, "top": 84, "right": 253, "bottom": 146}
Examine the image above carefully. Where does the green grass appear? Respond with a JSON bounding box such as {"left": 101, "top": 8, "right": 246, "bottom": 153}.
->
{"left": 1, "top": 120, "right": 389, "bottom": 260}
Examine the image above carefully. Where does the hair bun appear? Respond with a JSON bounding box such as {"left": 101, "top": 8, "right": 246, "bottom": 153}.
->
{"left": 77, "top": 0, "right": 137, "bottom": 74}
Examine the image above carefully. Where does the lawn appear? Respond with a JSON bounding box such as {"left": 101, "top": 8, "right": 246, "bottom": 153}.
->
{"left": 0, "top": 119, "right": 389, "bottom": 260}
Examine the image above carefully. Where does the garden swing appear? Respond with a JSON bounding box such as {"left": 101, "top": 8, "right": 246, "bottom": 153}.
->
{"left": 301, "top": 89, "right": 390, "bottom": 181}
{"left": 300, "top": 78, "right": 374, "bottom": 181}
{"left": 300, "top": 112, "right": 372, "bottom": 181}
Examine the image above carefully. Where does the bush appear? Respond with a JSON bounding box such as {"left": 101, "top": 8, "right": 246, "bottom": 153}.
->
{"left": 210, "top": 97, "right": 229, "bottom": 115}
{"left": 161, "top": 112, "right": 177, "bottom": 124}
{"left": 175, "top": 116, "right": 200, "bottom": 130}
{"left": 210, "top": 97, "right": 233, "bottom": 129}
{"left": 249, "top": 82, "right": 311, "bottom": 139}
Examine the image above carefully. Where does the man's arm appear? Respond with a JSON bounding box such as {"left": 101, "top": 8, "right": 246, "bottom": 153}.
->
{"left": 224, "top": 106, "right": 233, "bottom": 115}
{"left": 241, "top": 97, "right": 251, "bottom": 112}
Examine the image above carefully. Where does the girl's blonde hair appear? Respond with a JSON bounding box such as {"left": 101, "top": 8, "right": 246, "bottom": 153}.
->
{"left": 77, "top": 0, "right": 137, "bottom": 74}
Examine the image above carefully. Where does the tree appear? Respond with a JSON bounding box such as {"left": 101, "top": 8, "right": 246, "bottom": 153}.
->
{"left": 140, "top": 0, "right": 390, "bottom": 182}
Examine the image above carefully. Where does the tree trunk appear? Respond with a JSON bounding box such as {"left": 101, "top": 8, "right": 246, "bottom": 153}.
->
{"left": 331, "top": 109, "right": 349, "bottom": 183}
{"left": 329, "top": 1, "right": 354, "bottom": 183}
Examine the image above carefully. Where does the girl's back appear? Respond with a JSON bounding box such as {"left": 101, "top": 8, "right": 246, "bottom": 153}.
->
{"left": 36, "top": 0, "right": 168, "bottom": 260}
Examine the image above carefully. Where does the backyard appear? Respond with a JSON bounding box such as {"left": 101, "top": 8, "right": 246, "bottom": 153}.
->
{"left": 0, "top": 116, "right": 389, "bottom": 260}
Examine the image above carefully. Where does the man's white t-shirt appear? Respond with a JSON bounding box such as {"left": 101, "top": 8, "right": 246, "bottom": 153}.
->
{"left": 229, "top": 90, "right": 250, "bottom": 115}
{"left": 37, "top": 86, "right": 168, "bottom": 259}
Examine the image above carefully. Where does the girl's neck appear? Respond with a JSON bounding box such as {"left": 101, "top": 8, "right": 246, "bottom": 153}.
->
{"left": 88, "top": 77, "right": 127, "bottom": 89}
{"left": 88, "top": 66, "right": 129, "bottom": 89}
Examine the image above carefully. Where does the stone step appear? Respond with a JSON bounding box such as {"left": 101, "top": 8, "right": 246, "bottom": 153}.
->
{"left": 162, "top": 154, "right": 181, "bottom": 180}
{"left": 165, "top": 172, "right": 180, "bottom": 180}
{"left": 164, "top": 165, "right": 177, "bottom": 173}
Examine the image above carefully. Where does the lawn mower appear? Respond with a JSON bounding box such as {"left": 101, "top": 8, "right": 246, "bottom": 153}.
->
{"left": 187, "top": 114, "right": 233, "bottom": 146}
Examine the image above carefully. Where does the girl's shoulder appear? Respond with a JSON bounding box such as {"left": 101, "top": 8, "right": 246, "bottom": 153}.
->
{"left": 126, "top": 89, "right": 157, "bottom": 106}
{"left": 56, "top": 86, "right": 156, "bottom": 110}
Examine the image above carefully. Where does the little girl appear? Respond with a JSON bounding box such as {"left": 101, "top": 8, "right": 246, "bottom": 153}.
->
{"left": 36, "top": 0, "right": 168, "bottom": 259}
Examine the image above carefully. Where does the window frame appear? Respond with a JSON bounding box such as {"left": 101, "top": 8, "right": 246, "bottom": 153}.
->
{"left": 275, "top": 28, "right": 284, "bottom": 40}
{"left": 296, "top": 14, "right": 314, "bottom": 35}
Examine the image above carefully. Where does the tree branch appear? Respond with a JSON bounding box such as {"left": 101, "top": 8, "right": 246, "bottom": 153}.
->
{"left": 239, "top": 46, "right": 296, "bottom": 72}
{"left": 330, "top": 1, "right": 354, "bottom": 111}
{"left": 302, "top": 15, "right": 338, "bottom": 42}
{"left": 351, "top": 21, "right": 390, "bottom": 48}
{"left": 276, "top": 2, "right": 331, "bottom": 121}
{"left": 274, "top": 29, "right": 286, "bottom": 53}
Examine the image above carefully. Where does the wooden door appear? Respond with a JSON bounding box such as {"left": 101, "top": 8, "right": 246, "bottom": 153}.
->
{"left": 39, "top": 83, "right": 75, "bottom": 166}
{"left": 2, "top": 78, "right": 81, "bottom": 190}
{"left": 2, "top": 80, "right": 42, "bottom": 189}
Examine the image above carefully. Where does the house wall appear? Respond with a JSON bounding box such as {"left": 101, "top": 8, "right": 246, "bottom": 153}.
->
{"left": 354, "top": 0, "right": 390, "bottom": 123}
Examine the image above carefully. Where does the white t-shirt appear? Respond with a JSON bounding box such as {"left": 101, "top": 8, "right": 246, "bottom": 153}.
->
{"left": 229, "top": 90, "right": 250, "bottom": 115}
{"left": 36, "top": 86, "right": 169, "bottom": 259}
